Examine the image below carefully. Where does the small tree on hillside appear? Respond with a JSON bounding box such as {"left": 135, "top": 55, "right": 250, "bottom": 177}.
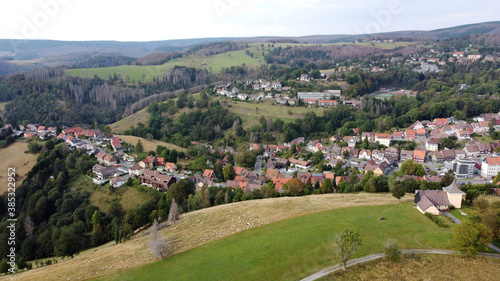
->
{"left": 136, "top": 139, "right": 144, "bottom": 153}
{"left": 333, "top": 229, "right": 362, "bottom": 270}
{"left": 384, "top": 238, "right": 401, "bottom": 263}
{"left": 168, "top": 199, "right": 180, "bottom": 223}
{"left": 148, "top": 219, "right": 167, "bottom": 258}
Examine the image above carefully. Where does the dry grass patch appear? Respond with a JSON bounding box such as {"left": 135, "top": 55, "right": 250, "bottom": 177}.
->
{"left": 0, "top": 142, "right": 38, "bottom": 194}
{"left": 0, "top": 101, "right": 9, "bottom": 111}
{"left": 10, "top": 193, "right": 411, "bottom": 281}
{"left": 116, "top": 135, "right": 186, "bottom": 153}
{"left": 109, "top": 108, "right": 150, "bottom": 134}
{"left": 323, "top": 254, "right": 500, "bottom": 281}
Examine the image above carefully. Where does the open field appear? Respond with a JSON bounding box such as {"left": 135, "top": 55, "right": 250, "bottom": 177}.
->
{"left": 0, "top": 142, "right": 38, "bottom": 194}
{"left": 221, "top": 99, "right": 327, "bottom": 126}
{"left": 66, "top": 46, "right": 264, "bottom": 82}
{"left": 96, "top": 201, "right": 452, "bottom": 281}
{"left": 10, "top": 193, "right": 416, "bottom": 281}
{"left": 109, "top": 108, "right": 150, "bottom": 134}
{"left": 321, "top": 254, "right": 500, "bottom": 281}
{"left": 116, "top": 135, "right": 186, "bottom": 153}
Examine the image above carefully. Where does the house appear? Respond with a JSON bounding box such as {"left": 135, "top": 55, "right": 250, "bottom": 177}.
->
{"left": 400, "top": 150, "right": 414, "bottom": 161}
{"left": 364, "top": 160, "right": 379, "bottom": 173}
{"left": 385, "top": 148, "right": 400, "bottom": 160}
{"left": 300, "top": 74, "right": 310, "bottom": 82}
{"left": 414, "top": 190, "right": 450, "bottom": 215}
{"left": 392, "top": 132, "right": 404, "bottom": 141}
{"left": 464, "top": 144, "right": 480, "bottom": 157}
{"left": 454, "top": 149, "right": 466, "bottom": 159}
{"left": 92, "top": 164, "right": 117, "bottom": 181}
{"left": 128, "top": 165, "right": 144, "bottom": 177}
{"left": 358, "top": 149, "right": 372, "bottom": 160}
{"left": 405, "top": 130, "right": 416, "bottom": 141}
{"left": 110, "top": 176, "right": 127, "bottom": 188}
{"left": 203, "top": 169, "right": 216, "bottom": 179}
{"left": 441, "top": 150, "right": 456, "bottom": 161}
{"left": 374, "top": 161, "right": 390, "bottom": 176}
{"left": 443, "top": 180, "right": 466, "bottom": 208}
{"left": 431, "top": 151, "right": 444, "bottom": 162}
{"left": 344, "top": 136, "right": 358, "bottom": 148}
{"left": 413, "top": 150, "right": 427, "bottom": 163}
{"left": 409, "top": 121, "right": 424, "bottom": 130}
{"left": 140, "top": 170, "right": 176, "bottom": 191}
{"left": 372, "top": 150, "right": 384, "bottom": 160}
{"left": 481, "top": 156, "right": 500, "bottom": 178}
{"left": 139, "top": 156, "right": 157, "bottom": 169}
{"left": 103, "top": 154, "right": 117, "bottom": 166}
{"left": 425, "top": 140, "right": 439, "bottom": 152}
{"left": 416, "top": 128, "right": 427, "bottom": 140}
{"left": 375, "top": 133, "right": 391, "bottom": 147}
{"left": 96, "top": 151, "right": 107, "bottom": 164}
{"left": 164, "top": 162, "right": 177, "bottom": 173}
{"left": 434, "top": 118, "right": 449, "bottom": 127}
{"left": 289, "top": 158, "right": 311, "bottom": 169}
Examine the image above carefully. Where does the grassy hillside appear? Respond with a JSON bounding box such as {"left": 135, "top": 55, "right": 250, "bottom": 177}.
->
{"left": 97, "top": 202, "right": 452, "bottom": 281}
{"left": 0, "top": 141, "right": 38, "bottom": 194}
{"left": 10, "top": 193, "right": 414, "bottom": 281}
{"left": 116, "top": 135, "right": 186, "bottom": 153}
{"left": 321, "top": 254, "right": 500, "bottom": 281}
{"left": 0, "top": 101, "right": 8, "bottom": 111}
{"left": 221, "top": 99, "right": 327, "bottom": 126}
{"left": 66, "top": 44, "right": 266, "bottom": 82}
{"left": 109, "top": 108, "right": 150, "bottom": 134}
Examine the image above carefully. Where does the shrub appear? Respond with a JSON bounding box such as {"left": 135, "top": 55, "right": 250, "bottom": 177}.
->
{"left": 384, "top": 239, "right": 401, "bottom": 263}
{"left": 473, "top": 197, "right": 490, "bottom": 210}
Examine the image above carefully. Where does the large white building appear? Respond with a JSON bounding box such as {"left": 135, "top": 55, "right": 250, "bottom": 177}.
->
{"left": 481, "top": 156, "right": 500, "bottom": 178}
{"left": 445, "top": 158, "right": 475, "bottom": 179}
{"left": 297, "top": 92, "right": 332, "bottom": 100}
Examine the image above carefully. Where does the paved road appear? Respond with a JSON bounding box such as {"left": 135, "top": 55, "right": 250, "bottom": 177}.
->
{"left": 254, "top": 156, "right": 262, "bottom": 175}
{"left": 300, "top": 249, "right": 500, "bottom": 281}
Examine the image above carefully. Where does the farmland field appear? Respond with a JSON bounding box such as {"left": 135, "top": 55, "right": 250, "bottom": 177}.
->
{"left": 116, "top": 135, "right": 186, "bottom": 153}
{"left": 109, "top": 108, "right": 150, "bottom": 134}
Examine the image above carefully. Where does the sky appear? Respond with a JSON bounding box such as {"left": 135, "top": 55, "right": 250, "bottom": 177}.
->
{"left": 0, "top": 0, "right": 499, "bottom": 42}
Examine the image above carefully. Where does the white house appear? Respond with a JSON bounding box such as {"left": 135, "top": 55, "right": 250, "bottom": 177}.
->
{"left": 110, "top": 176, "right": 127, "bottom": 188}
{"left": 481, "top": 156, "right": 500, "bottom": 178}
{"left": 425, "top": 140, "right": 439, "bottom": 152}
{"left": 375, "top": 133, "right": 391, "bottom": 147}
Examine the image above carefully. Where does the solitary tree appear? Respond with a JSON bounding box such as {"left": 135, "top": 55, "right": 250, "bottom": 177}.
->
{"left": 333, "top": 229, "right": 362, "bottom": 270}
{"left": 148, "top": 219, "right": 167, "bottom": 258}
{"left": 391, "top": 182, "right": 405, "bottom": 202}
{"left": 168, "top": 199, "right": 180, "bottom": 223}
{"left": 223, "top": 164, "right": 236, "bottom": 181}
{"left": 136, "top": 139, "right": 144, "bottom": 153}
{"left": 452, "top": 221, "right": 493, "bottom": 256}
{"left": 384, "top": 238, "right": 401, "bottom": 263}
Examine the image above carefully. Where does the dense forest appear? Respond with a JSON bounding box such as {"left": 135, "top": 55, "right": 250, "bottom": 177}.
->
{"left": 71, "top": 53, "right": 136, "bottom": 69}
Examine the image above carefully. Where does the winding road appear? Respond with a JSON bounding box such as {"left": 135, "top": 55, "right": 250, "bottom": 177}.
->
{"left": 300, "top": 249, "right": 500, "bottom": 281}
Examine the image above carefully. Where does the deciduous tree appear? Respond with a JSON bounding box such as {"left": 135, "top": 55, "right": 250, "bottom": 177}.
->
{"left": 333, "top": 229, "right": 362, "bottom": 270}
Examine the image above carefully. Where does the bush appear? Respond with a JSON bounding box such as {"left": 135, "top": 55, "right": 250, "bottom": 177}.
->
{"left": 425, "top": 213, "right": 448, "bottom": 228}
{"left": 473, "top": 197, "right": 490, "bottom": 210}
{"left": 384, "top": 239, "right": 401, "bottom": 263}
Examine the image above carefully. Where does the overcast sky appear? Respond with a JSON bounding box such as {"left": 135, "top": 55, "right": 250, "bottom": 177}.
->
{"left": 0, "top": 0, "right": 499, "bottom": 41}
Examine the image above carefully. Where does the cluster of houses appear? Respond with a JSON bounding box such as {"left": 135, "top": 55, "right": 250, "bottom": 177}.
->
{"left": 1, "top": 123, "right": 58, "bottom": 139}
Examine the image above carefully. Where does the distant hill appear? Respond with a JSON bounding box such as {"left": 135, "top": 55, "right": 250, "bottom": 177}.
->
{"left": 0, "top": 21, "right": 499, "bottom": 74}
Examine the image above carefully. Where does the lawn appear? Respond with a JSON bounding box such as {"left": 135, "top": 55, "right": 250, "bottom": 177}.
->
{"left": 95, "top": 202, "right": 452, "bottom": 281}
{"left": 475, "top": 135, "right": 497, "bottom": 144}
{"left": 0, "top": 141, "right": 38, "bottom": 194}
{"left": 321, "top": 254, "right": 500, "bottom": 280}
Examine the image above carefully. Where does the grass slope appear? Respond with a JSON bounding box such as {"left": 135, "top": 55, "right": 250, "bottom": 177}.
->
{"left": 116, "top": 135, "right": 186, "bottom": 153}
{"left": 321, "top": 254, "right": 500, "bottom": 281}
{"left": 109, "top": 108, "right": 150, "bottom": 134}
{"left": 10, "top": 193, "right": 412, "bottom": 281}
{"left": 0, "top": 141, "right": 38, "bottom": 194}
{"left": 0, "top": 101, "right": 9, "bottom": 111}
{"left": 221, "top": 99, "right": 327, "bottom": 127}
{"left": 97, "top": 202, "right": 452, "bottom": 281}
